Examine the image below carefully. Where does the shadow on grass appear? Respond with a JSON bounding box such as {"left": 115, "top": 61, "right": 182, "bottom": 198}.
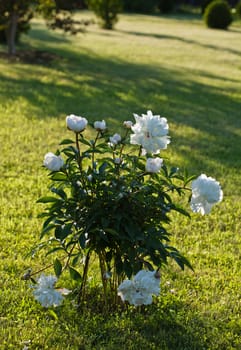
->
{"left": 52, "top": 294, "right": 208, "bottom": 350}
{"left": 116, "top": 29, "right": 241, "bottom": 57}
{"left": 0, "top": 41, "right": 240, "bottom": 176}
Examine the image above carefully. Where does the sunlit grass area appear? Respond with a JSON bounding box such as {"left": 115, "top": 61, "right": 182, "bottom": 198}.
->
{"left": 0, "top": 11, "right": 240, "bottom": 349}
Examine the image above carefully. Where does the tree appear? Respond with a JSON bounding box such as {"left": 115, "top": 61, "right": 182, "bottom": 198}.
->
{"left": 88, "top": 0, "right": 122, "bottom": 29}
{"left": 0, "top": 0, "right": 34, "bottom": 55}
{"left": 0, "top": 0, "right": 88, "bottom": 55}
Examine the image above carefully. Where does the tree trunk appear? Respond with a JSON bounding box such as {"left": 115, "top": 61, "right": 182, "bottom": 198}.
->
{"left": 6, "top": 11, "right": 19, "bottom": 55}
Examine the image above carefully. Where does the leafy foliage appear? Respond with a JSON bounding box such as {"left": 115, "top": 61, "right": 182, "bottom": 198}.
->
{"left": 236, "top": 0, "right": 241, "bottom": 17}
{"left": 0, "top": 0, "right": 88, "bottom": 54}
{"left": 122, "top": 0, "right": 159, "bottom": 13}
{"left": 158, "top": 0, "right": 176, "bottom": 13}
{"left": 87, "top": 0, "right": 122, "bottom": 29}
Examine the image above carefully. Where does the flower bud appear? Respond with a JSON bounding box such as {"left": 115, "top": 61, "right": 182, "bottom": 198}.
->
{"left": 94, "top": 120, "right": 106, "bottom": 131}
{"left": 43, "top": 152, "right": 64, "bottom": 171}
{"left": 109, "top": 133, "right": 121, "bottom": 145}
{"left": 123, "top": 120, "right": 133, "bottom": 128}
{"left": 66, "top": 114, "right": 88, "bottom": 133}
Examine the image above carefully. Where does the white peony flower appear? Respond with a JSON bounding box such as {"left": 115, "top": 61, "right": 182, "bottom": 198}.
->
{"left": 146, "top": 157, "right": 163, "bottom": 173}
{"left": 109, "top": 133, "right": 121, "bottom": 146}
{"left": 190, "top": 174, "right": 223, "bottom": 215}
{"left": 33, "top": 274, "right": 64, "bottom": 308}
{"left": 117, "top": 279, "right": 136, "bottom": 303}
{"left": 94, "top": 120, "right": 106, "bottom": 131}
{"left": 43, "top": 152, "right": 64, "bottom": 171}
{"left": 131, "top": 292, "right": 153, "bottom": 306}
{"left": 134, "top": 270, "right": 160, "bottom": 296}
{"left": 66, "top": 114, "right": 88, "bottom": 133}
{"left": 130, "top": 110, "right": 170, "bottom": 154}
{"left": 123, "top": 120, "right": 133, "bottom": 129}
{"left": 117, "top": 270, "right": 161, "bottom": 306}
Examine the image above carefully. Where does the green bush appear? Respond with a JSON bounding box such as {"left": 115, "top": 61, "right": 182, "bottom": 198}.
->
{"left": 122, "top": 0, "right": 159, "bottom": 14}
{"left": 88, "top": 0, "right": 122, "bottom": 29}
{"left": 204, "top": 0, "right": 232, "bottom": 29}
{"left": 236, "top": 0, "right": 241, "bottom": 18}
{"left": 201, "top": 0, "right": 215, "bottom": 14}
{"left": 158, "top": 0, "right": 175, "bottom": 14}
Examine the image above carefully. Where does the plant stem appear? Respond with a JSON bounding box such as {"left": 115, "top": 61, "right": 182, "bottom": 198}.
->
{"left": 78, "top": 250, "right": 91, "bottom": 306}
{"left": 75, "top": 132, "right": 82, "bottom": 171}
{"left": 98, "top": 250, "right": 108, "bottom": 309}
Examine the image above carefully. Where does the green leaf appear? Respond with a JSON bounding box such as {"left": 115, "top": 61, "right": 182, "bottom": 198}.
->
{"left": 51, "top": 187, "right": 67, "bottom": 200}
{"left": 55, "top": 223, "right": 72, "bottom": 240}
{"left": 50, "top": 173, "right": 67, "bottom": 181}
{"left": 37, "top": 196, "right": 60, "bottom": 203}
{"left": 69, "top": 266, "right": 82, "bottom": 281}
{"left": 169, "top": 250, "right": 194, "bottom": 271}
{"left": 59, "top": 138, "right": 75, "bottom": 145}
{"left": 54, "top": 258, "right": 62, "bottom": 278}
{"left": 40, "top": 224, "right": 56, "bottom": 239}
{"left": 45, "top": 247, "right": 65, "bottom": 256}
{"left": 48, "top": 309, "right": 58, "bottom": 321}
{"left": 78, "top": 233, "right": 87, "bottom": 249}
{"left": 78, "top": 137, "right": 92, "bottom": 146}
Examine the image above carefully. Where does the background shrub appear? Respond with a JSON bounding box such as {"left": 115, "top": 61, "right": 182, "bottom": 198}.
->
{"left": 122, "top": 0, "right": 159, "bottom": 13}
{"left": 158, "top": 0, "right": 176, "bottom": 13}
{"left": 236, "top": 0, "right": 241, "bottom": 17}
{"left": 201, "top": 0, "right": 215, "bottom": 14}
{"left": 204, "top": 0, "right": 232, "bottom": 28}
{"left": 87, "top": 0, "right": 122, "bottom": 29}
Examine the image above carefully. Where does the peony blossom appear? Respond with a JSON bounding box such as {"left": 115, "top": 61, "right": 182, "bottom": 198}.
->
{"left": 33, "top": 274, "right": 64, "bottom": 308}
{"left": 118, "top": 270, "right": 161, "bottom": 306}
{"left": 190, "top": 174, "right": 223, "bottom": 215}
{"left": 94, "top": 120, "right": 106, "bottom": 131}
{"left": 134, "top": 270, "right": 160, "bottom": 296}
{"left": 66, "top": 114, "right": 88, "bottom": 133}
{"left": 123, "top": 120, "right": 133, "bottom": 128}
{"left": 43, "top": 152, "right": 64, "bottom": 171}
{"left": 130, "top": 110, "right": 170, "bottom": 154}
{"left": 109, "top": 133, "right": 121, "bottom": 146}
{"left": 146, "top": 157, "right": 163, "bottom": 173}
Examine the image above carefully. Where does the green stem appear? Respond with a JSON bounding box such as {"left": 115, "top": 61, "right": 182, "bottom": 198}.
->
{"left": 99, "top": 250, "right": 108, "bottom": 309}
{"left": 78, "top": 250, "right": 91, "bottom": 307}
{"left": 92, "top": 131, "right": 100, "bottom": 168}
{"left": 75, "top": 132, "right": 82, "bottom": 172}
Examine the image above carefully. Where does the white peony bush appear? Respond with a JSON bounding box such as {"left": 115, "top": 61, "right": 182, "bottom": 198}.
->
{"left": 29, "top": 110, "right": 223, "bottom": 310}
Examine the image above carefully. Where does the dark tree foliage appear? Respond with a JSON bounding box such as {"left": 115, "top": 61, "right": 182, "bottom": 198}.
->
{"left": 122, "top": 0, "right": 159, "bottom": 13}
{"left": 87, "top": 0, "right": 122, "bottom": 29}
{"left": 0, "top": 0, "right": 89, "bottom": 55}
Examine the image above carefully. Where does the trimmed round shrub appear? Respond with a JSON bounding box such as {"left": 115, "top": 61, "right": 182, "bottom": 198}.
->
{"left": 204, "top": 0, "right": 232, "bottom": 29}
{"left": 158, "top": 0, "right": 175, "bottom": 13}
{"left": 236, "top": 0, "right": 241, "bottom": 18}
{"left": 201, "top": 0, "right": 215, "bottom": 14}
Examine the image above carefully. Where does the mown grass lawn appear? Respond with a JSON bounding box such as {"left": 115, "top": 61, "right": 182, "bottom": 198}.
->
{"left": 0, "top": 11, "right": 240, "bottom": 350}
